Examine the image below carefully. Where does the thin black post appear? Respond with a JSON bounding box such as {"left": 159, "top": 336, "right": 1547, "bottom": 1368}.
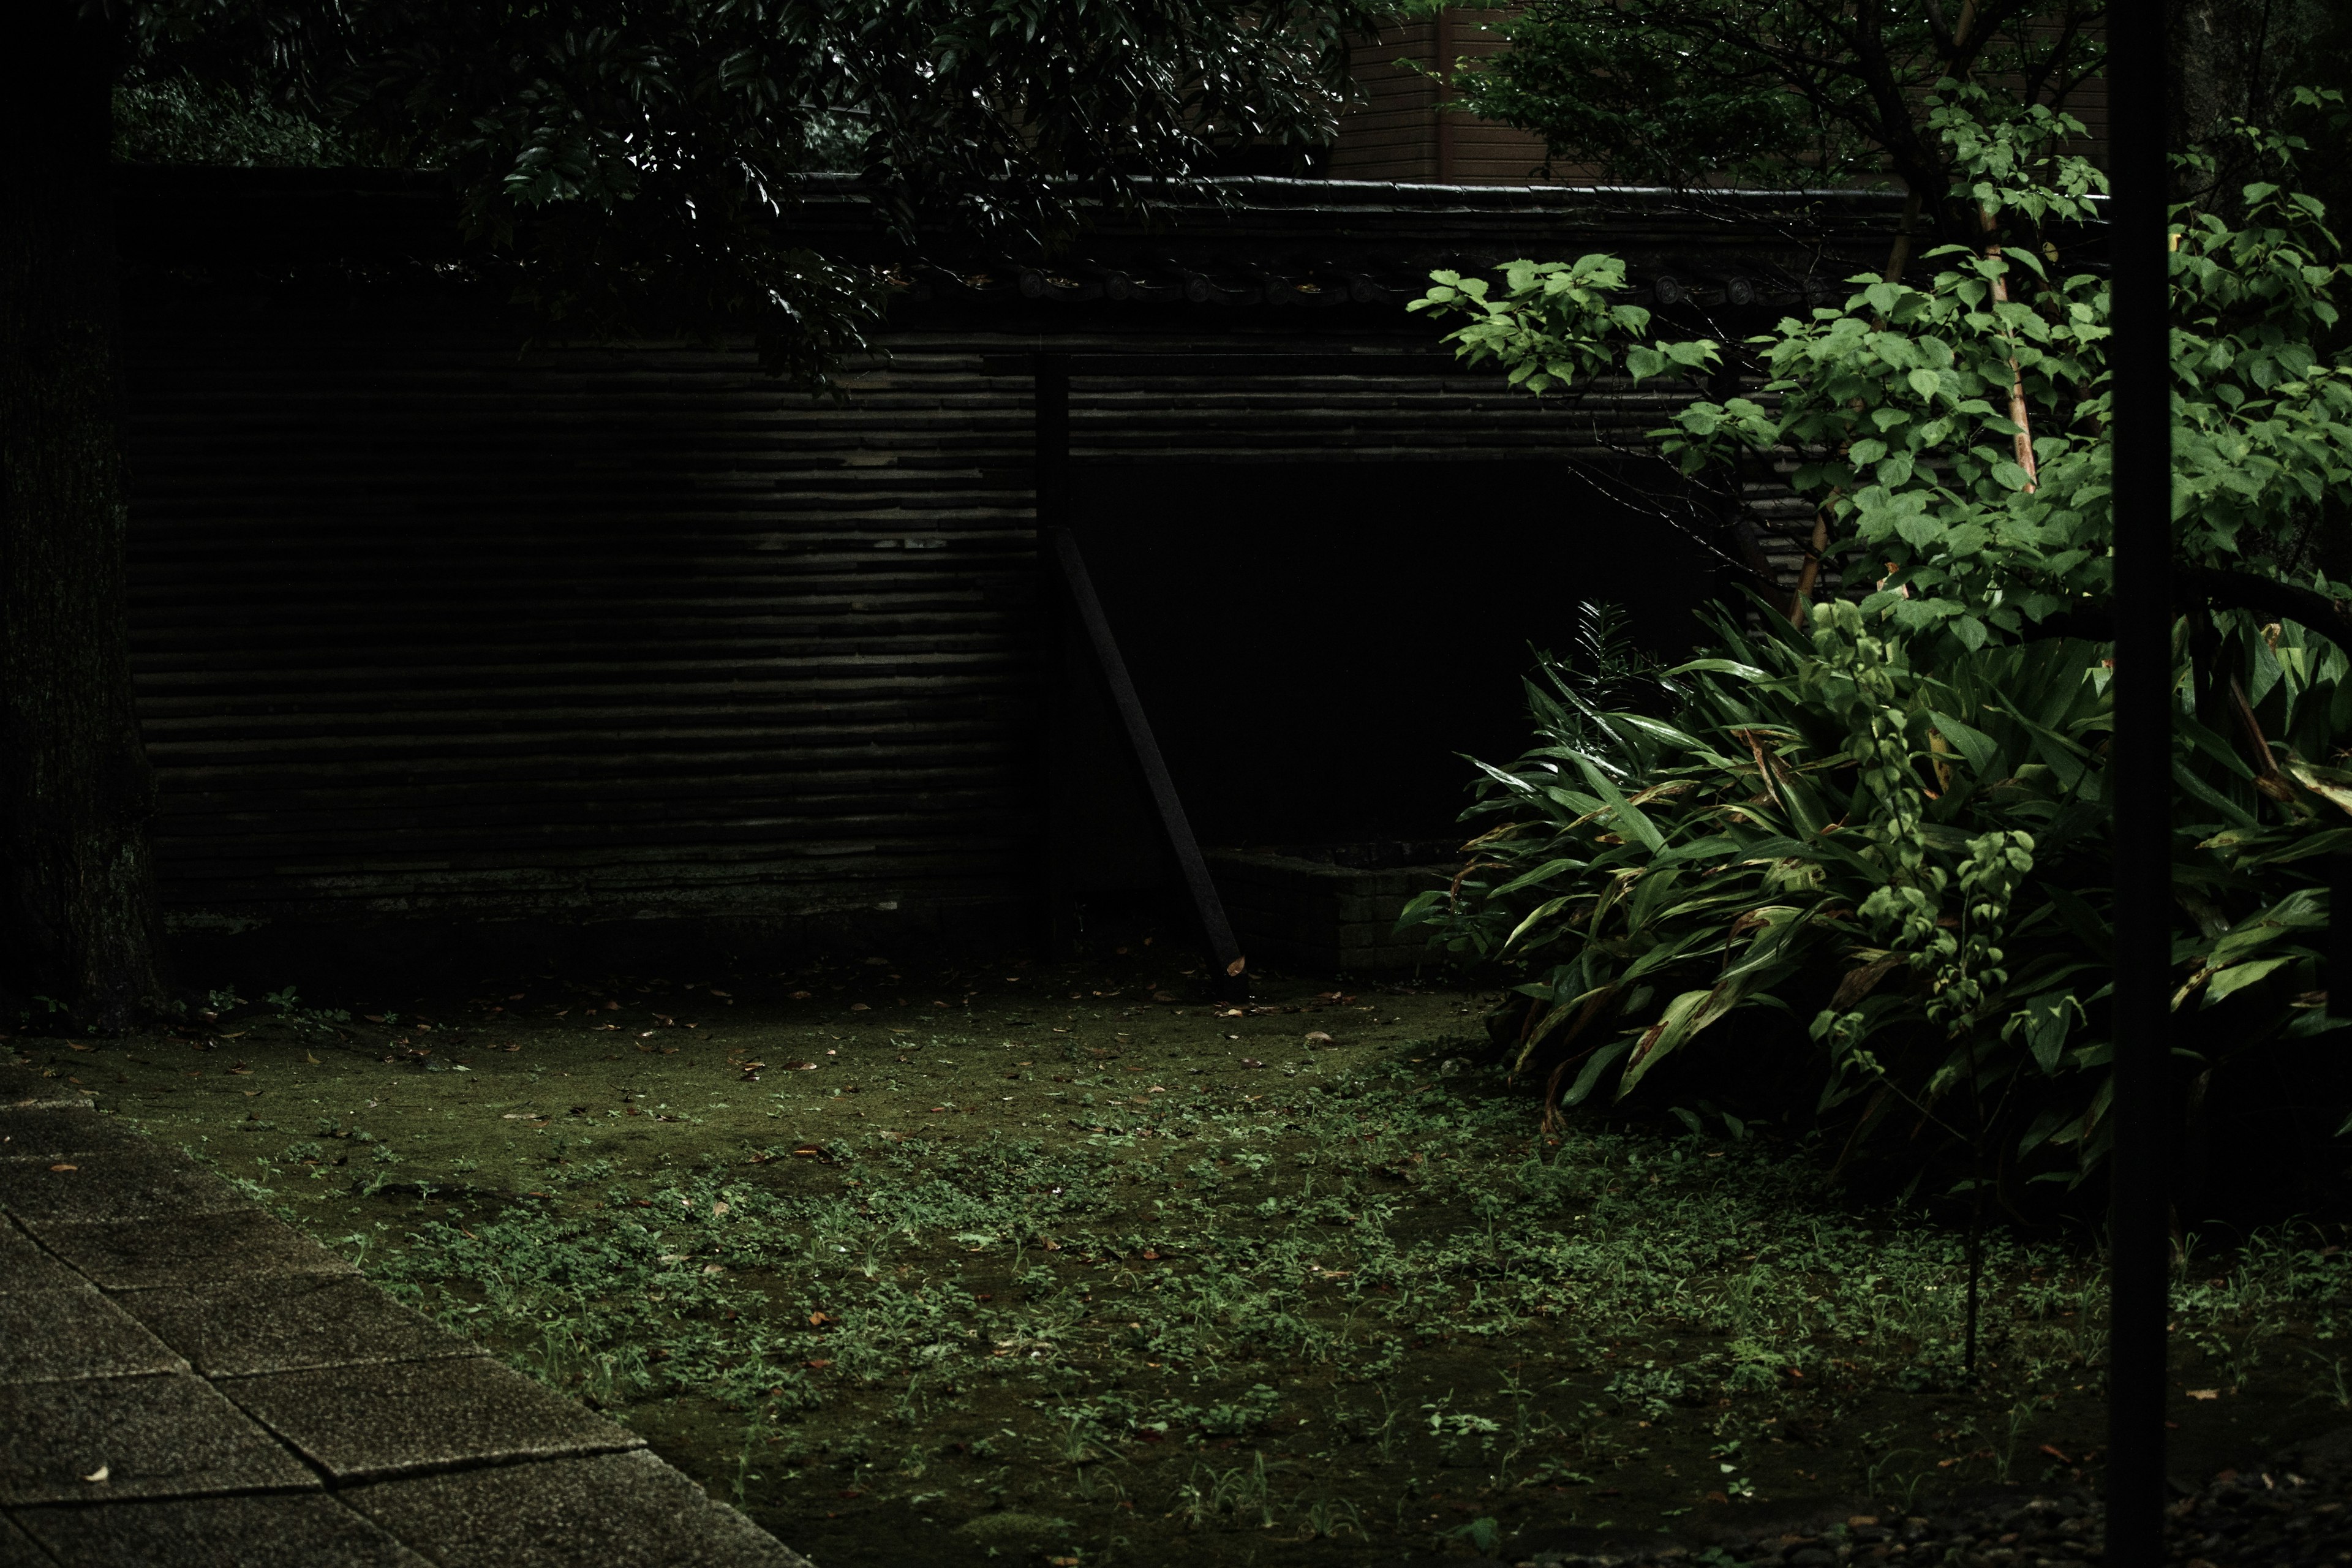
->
{"left": 2106, "top": 12, "right": 2174, "bottom": 1561}
{"left": 1038, "top": 353, "right": 1076, "bottom": 956}
{"left": 1036, "top": 352, "right": 1071, "bottom": 533}
{"left": 2332, "top": 850, "right": 2352, "bottom": 1017}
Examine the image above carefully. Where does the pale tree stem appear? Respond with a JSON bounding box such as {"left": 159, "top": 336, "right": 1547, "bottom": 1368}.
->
{"left": 1789, "top": 505, "right": 1834, "bottom": 626}
{"left": 1979, "top": 205, "right": 2041, "bottom": 492}
{"left": 1883, "top": 189, "right": 1924, "bottom": 284}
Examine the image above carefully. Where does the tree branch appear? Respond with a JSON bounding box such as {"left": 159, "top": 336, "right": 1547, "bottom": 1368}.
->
{"left": 2177, "top": 567, "right": 2352, "bottom": 646}
{"left": 2031, "top": 570, "right": 2352, "bottom": 647}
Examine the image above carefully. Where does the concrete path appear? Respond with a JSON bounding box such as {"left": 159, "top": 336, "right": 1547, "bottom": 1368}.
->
{"left": 0, "top": 1063, "right": 813, "bottom": 1567}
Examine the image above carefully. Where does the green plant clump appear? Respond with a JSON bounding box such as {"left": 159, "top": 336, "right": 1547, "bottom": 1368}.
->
{"left": 1406, "top": 88, "right": 2352, "bottom": 1205}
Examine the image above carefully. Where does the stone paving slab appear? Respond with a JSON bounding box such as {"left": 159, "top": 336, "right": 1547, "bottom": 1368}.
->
{"left": 0, "top": 1104, "right": 146, "bottom": 1162}
{"left": 116, "top": 1274, "right": 476, "bottom": 1378}
{"left": 0, "top": 1371, "right": 320, "bottom": 1504}
{"left": 343, "top": 1450, "right": 816, "bottom": 1568}
{"left": 27, "top": 1207, "right": 360, "bottom": 1289}
{"left": 0, "top": 1287, "right": 187, "bottom": 1384}
{"left": 0, "top": 1148, "right": 247, "bottom": 1226}
{"left": 0, "top": 1513, "right": 48, "bottom": 1568}
{"left": 10, "top": 1493, "right": 435, "bottom": 1567}
{"left": 0, "top": 1064, "right": 88, "bottom": 1112}
{"left": 0, "top": 1216, "right": 83, "bottom": 1293}
{"left": 0, "top": 1065, "right": 804, "bottom": 1565}
{"left": 219, "top": 1355, "right": 643, "bottom": 1481}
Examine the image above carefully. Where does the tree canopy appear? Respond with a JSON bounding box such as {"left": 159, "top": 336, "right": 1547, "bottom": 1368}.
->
{"left": 1436, "top": 1, "right": 2102, "bottom": 240}
{"left": 1405, "top": 47, "right": 2352, "bottom": 1197}
{"left": 121, "top": 1, "right": 1385, "bottom": 382}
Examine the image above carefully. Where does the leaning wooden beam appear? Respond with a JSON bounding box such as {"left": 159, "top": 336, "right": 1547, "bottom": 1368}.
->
{"left": 1043, "top": 525, "right": 1248, "bottom": 997}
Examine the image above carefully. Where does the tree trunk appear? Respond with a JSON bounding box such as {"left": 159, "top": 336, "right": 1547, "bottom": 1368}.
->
{"left": 0, "top": 5, "right": 167, "bottom": 1030}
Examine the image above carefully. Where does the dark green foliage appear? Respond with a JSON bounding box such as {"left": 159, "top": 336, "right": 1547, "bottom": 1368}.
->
{"left": 1439, "top": 0, "right": 2103, "bottom": 240}
{"left": 1532, "top": 600, "right": 1671, "bottom": 753}
{"left": 1406, "top": 600, "right": 2352, "bottom": 1199}
{"left": 1404, "top": 59, "right": 2352, "bottom": 1207}
{"left": 121, "top": 0, "right": 1384, "bottom": 383}
{"left": 114, "top": 72, "right": 351, "bottom": 166}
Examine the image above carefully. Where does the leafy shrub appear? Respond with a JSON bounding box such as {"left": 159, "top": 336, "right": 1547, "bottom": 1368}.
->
{"left": 1407, "top": 599, "right": 2352, "bottom": 1196}
{"left": 1405, "top": 88, "right": 2352, "bottom": 1208}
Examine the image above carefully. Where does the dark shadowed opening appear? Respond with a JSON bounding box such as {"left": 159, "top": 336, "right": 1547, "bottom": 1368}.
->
{"left": 1070, "top": 459, "right": 1720, "bottom": 848}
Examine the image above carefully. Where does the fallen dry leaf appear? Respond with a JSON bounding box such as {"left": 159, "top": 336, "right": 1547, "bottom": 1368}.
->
{"left": 2187, "top": 1387, "right": 2221, "bottom": 1400}
{"left": 81, "top": 1465, "right": 108, "bottom": 1483}
{"left": 791, "top": 990, "right": 813, "bottom": 1000}
{"left": 48, "top": 1163, "right": 76, "bottom": 1172}
{"left": 304, "top": 1053, "right": 320, "bottom": 1065}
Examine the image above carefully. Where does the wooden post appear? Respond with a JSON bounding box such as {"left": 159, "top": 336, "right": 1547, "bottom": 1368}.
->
{"left": 2105, "top": 13, "right": 2174, "bottom": 1561}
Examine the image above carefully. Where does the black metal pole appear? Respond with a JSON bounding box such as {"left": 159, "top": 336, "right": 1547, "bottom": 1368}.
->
{"left": 2106, "top": 12, "right": 2174, "bottom": 1561}
{"left": 1038, "top": 352, "right": 1074, "bottom": 956}
{"left": 1036, "top": 352, "right": 1071, "bottom": 535}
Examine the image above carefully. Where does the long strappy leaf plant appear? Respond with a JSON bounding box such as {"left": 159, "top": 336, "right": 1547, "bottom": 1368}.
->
{"left": 1403, "top": 90, "right": 2352, "bottom": 1204}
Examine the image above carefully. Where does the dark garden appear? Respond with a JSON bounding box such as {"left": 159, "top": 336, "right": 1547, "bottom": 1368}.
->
{"left": 8, "top": 4, "right": 2352, "bottom": 1566}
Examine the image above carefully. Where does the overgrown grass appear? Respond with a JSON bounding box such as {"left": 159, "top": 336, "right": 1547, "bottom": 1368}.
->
{"left": 45, "top": 963, "right": 2352, "bottom": 1565}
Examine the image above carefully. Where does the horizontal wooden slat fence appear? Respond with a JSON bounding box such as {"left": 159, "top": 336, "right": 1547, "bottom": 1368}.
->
{"left": 128, "top": 323, "right": 1788, "bottom": 943}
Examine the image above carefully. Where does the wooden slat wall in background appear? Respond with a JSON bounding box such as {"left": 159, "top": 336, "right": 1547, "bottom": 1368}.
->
{"left": 128, "top": 328, "right": 1040, "bottom": 942}
{"left": 1330, "top": 13, "right": 1572, "bottom": 184}
{"left": 128, "top": 323, "right": 1765, "bottom": 943}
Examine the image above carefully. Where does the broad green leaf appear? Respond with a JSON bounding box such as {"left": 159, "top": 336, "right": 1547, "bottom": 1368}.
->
{"left": 2203, "top": 954, "right": 2294, "bottom": 1005}
{"left": 1927, "top": 711, "right": 2002, "bottom": 778}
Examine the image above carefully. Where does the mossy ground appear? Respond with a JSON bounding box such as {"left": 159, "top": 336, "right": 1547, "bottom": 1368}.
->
{"left": 17, "top": 952, "right": 2352, "bottom": 1565}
